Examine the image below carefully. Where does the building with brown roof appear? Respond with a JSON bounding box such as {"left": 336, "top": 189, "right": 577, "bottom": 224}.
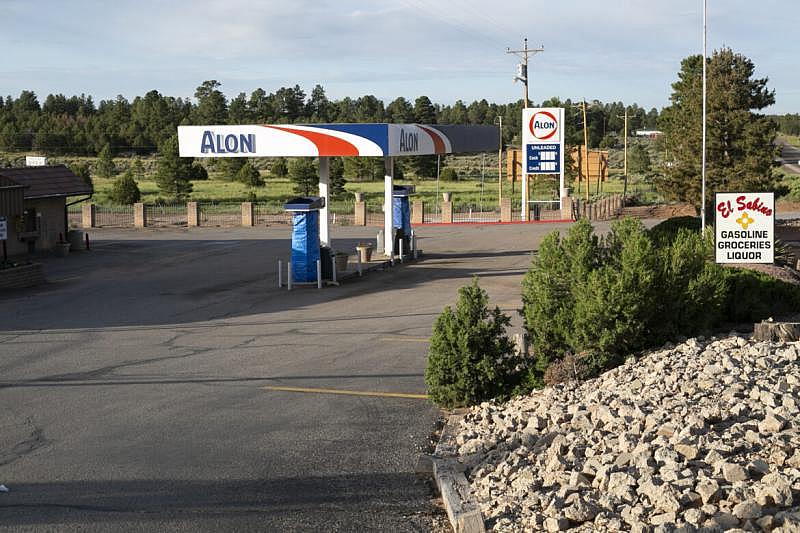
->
{"left": 0, "top": 165, "right": 92, "bottom": 256}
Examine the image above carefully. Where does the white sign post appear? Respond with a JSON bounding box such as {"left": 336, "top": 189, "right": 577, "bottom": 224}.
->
{"left": 715, "top": 192, "right": 774, "bottom": 264}
{"left": 522, "top": 108, "right": 565, "bottom": 220}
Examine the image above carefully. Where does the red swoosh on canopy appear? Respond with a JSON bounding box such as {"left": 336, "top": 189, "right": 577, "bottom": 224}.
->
{"left": 418, "top": 126, "right": 446, "bottom": 154}
{"left": 264, "top": 126, "right": 360, "bottom": 156}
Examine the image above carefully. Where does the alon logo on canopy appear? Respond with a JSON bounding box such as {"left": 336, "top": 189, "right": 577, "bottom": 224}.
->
{"left": 529, "top": 111, "right": 558, "bottom": 141}
{"left": 200, "top": 131, "right": 256, "bottom": 154}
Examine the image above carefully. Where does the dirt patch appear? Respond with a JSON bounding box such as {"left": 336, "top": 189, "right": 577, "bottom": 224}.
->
{"left": 724, "top": 262, "right": 800, "bottom": 285}
{"left": 621, "top": 203, "right": 697, "bottom": 219}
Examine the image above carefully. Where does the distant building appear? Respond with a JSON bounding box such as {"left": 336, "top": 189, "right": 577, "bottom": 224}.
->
{"left": 0, "top": 165, "right": 92, "bottom": 256}
{"left": 635, "top": 130, "right": 663, "bottom": 139}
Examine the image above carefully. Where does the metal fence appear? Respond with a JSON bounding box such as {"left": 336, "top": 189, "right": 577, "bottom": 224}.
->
{"left": 146, "top": 203, "right": 187, "bottom": 227}
{"left": 199, "top": 202, "right": 240, "bottom": 227}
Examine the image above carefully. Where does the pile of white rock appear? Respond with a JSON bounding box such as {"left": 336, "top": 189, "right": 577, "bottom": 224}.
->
{"left": 451, "top": 336, "right": 800, "bottom": 531}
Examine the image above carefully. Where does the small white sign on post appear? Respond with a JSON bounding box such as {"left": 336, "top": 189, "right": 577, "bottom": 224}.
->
{"left": 0, "top": 216, "right": 7, "bottom": 240}
{"left": 25, "top": 156, "right": 47, "bottom": 167}
{"left": 715, "top": 192, "right": 774, "bottom": 264}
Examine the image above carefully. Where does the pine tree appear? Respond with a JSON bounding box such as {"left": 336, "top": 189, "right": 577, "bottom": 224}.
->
{"left": 95, "top": 143, "right": 116, "bottom": 178}
{"left": 658, "top": 48, "right": 778, "bottom": 207}
{"left": 288, "top": 158, "right": 318, "bottom": 196}
{"left": 329, "top": 157, "right": 347, "bottom": 200}
{"left": 424, "top": 278, "right": 518, "bottom": 408}
{"left": 271, "top": 157, "right": 288, "bottom": 178}
{"left": 109, "top": 170, "right": 141, "bottom": 204}
{"left": 154, "top": 135, "right": 194, "bottom": 199}
{"left": 236, "top": 161, "right": 264, "bottom": 187}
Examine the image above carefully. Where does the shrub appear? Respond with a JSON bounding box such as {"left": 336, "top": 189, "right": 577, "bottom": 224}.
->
{"left": 108, "top": 170, "right": 141, "bottom": 205}
{"left": 520, "top": 217, "right": 800, "bottom": 391}
{"left": 69, "top": 162, "right": 92, "bottom": 188}
{"left": 236, "top": 162, "right": 264, "bottom": 187}
{"left": 440, "top": 167, "right": 459, "bottom": 181}
{"left": 425, "top": 278, "right": 519, "bottom": 408}
{"left": 648, "top": 216, "right": 701, "bottom": 246}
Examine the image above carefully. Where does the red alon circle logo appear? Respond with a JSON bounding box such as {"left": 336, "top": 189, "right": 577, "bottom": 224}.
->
{"left": 529, "top": 111, "right": 558, "bottom": 140}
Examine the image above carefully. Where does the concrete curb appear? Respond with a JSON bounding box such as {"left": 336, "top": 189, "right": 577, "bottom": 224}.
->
{"left": 338, "top": 251, "right": 424, "bottom": 283}
{"left": 428, "top": 414, "right": 485, "bottom": 533}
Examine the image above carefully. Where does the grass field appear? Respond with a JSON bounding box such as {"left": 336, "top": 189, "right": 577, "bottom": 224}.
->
{"left": 3, "top": 150, "right": 660, "bottom": 209}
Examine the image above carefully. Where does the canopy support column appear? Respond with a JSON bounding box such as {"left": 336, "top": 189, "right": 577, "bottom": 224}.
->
{"left": 384, "top": 156, "right": 394, "bottom": 257}
{"left": 319, "top": 156, "right": 330, "bottom": 247}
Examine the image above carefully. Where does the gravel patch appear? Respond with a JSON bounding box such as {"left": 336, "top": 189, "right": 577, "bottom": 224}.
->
{"left": 444, "top": 335, "right": 800, "bottom": 531}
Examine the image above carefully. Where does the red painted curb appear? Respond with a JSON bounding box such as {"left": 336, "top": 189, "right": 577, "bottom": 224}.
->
{"left": 413, "top": 219, "right": 574, "bottom": 227}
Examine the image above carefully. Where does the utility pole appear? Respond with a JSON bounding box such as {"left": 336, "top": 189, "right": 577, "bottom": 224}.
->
{"left": 618, "top": 108, "right": 629, "bottom": 202}
{"left": 701, "top": 0, "right": 708, "bottom": 231}
{"left": 496, "top": 116, "right": 503, "bottom": 206}
{"left": 581, "top": 100, "right": 590, "bottom": 202}
{"left": 507, "top": 38, "right": 544, "bottom": 109}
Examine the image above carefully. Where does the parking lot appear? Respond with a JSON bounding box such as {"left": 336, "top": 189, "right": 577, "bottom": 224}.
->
{"left": 0, "top": 222, "right": 585, "bottom": 531}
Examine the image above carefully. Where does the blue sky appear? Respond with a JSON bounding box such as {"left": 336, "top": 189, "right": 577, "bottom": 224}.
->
{"left": 2, "top": 0, "right": 797, "bottom": 113}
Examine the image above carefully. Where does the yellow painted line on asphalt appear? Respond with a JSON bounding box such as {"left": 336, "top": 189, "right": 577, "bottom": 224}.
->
{"left": 379, "top": 336, "right": 430, "bottom": 343}
{"left": 263, "top": 385, "right": 428, "bottom": 400}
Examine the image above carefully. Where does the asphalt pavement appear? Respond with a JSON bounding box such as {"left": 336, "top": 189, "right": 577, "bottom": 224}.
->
{"left": 778, "top": 138, "right": 800, "bottom": 174}
{"left": 0, "top": 222, "right": 585, "bottom": 532}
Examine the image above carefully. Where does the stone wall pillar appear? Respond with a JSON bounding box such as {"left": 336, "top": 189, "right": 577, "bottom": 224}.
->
{"left": 187, "top": 202, "right": 199, "bottom": 227}
{"left": 560, "top": 197, "right": 573, "bottom": 221}
{"left": 81, "top": 203, "right": 96, "bottom": 228}
{"left": 500, "top": 197, "right": 512, "bottom": 222}
{"left": 241, "top": 202, "right": 254, "bottom": 227}
{"left": 134, "top": 203, "right": 146, "bottom": 228}
{"left": 441, "top": 201, "right": 453, "bottom": 224}
{"left": 354, "top": 201, "right": 367, "bottom": 226}
{"left": 411, "top": 200, "right": 424, "bottom": 225}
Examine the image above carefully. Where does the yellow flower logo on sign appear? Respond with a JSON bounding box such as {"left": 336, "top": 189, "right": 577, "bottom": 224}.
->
{"left": 736, "top": 212, "right": 755, "bottom": 230}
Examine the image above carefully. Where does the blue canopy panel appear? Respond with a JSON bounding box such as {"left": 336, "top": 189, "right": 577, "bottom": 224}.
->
{"left": 291, "top": 211, "right": 320, "bottom": 283}
{"left": 178, "top": 124, "right": 500, "bottom": 158}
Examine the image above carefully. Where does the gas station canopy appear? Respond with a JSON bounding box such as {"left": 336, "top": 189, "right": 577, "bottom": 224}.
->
{"left": 178, "top": 123, "right": 499, "bottom": 158}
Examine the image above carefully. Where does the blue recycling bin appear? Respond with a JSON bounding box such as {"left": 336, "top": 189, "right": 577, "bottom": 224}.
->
{"left": 392, "top": 185, "right": 415, "bottom": 254}
{"left": 284, "top": 196, "right": 325, "bottom": 283}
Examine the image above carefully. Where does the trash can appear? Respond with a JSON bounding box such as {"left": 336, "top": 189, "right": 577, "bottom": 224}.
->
{"left": 284, "top": 196, "right": 325, "bottom": 283}
{"left": 392, "top": 185, "right": 415, "bottom": 255}
{"left": 319, "top": 245, "right": 333, "bottom": 280}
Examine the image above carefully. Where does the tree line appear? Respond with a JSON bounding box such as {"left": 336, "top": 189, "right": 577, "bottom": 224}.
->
{"left": 0, "top": 80, "right": 662, "bottom": 157}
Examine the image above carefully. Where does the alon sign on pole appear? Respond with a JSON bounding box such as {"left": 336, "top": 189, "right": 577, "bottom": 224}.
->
{"left": 522, "top": 108, "right": 564, "bottom": 174}
{"left": 715, "top": 192, "right": 774, "bottom": 264}
{"left": 0, "top": 216, "right": 7, "bottom": 241}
